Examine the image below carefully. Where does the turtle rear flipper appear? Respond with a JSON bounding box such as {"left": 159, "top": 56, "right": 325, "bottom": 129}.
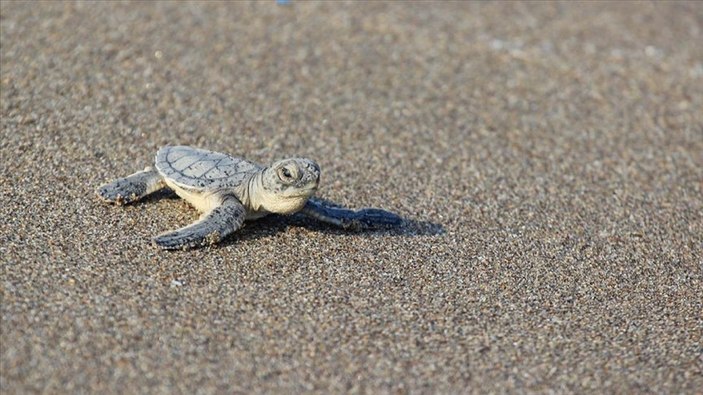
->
{"left": 153, "top": 196, "right": 246, "bottom": 250}
{"left": 97, "top": 167, "right": 166, "bottom": 205}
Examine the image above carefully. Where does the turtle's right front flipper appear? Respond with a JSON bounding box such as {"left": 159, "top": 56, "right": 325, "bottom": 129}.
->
{"left": 153, "top": 196, "right": 246, "bottom": 250}
{"left": 300, "top": 198, "right": 404, "bottom": 230}
{"left": 96, "top": 167, "right": 166, "bottom": 205}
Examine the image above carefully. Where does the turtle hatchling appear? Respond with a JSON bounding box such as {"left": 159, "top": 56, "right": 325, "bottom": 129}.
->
{"left": 96, "top": 145, "right": 403, "bottom": 250}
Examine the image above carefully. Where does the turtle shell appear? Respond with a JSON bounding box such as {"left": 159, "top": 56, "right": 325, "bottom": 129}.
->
{"left": 155, "top": 146, "right": 262, "bottom": 190}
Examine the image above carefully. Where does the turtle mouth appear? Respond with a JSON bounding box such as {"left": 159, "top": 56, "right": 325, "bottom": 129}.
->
{"left": 291, "top": 184, "right": 318, "bottom": 197}
{"left": 302, "top": 185, "right": 319, "bottom": 194}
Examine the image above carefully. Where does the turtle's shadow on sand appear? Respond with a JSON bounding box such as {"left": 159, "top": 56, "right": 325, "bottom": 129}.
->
{"left": 221, "top": 214, "right": 445, "bottom": 248}
{"left": 142, "top": 189, "right": 181, "bottom": 202}
{"left": 133, "top": 191, "right": 444, "bottom": 247}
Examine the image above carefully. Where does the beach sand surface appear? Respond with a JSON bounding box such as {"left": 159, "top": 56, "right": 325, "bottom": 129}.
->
{"left": 1, "top": 2, "right": 702, "bottom": 393}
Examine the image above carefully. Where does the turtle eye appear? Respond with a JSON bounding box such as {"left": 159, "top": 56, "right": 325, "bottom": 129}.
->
{"left": 278, "top": 166, "right": 294, "bottom": 182}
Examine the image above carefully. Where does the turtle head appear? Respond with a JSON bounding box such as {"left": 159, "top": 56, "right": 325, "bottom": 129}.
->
{"left": 259, "top": 158, "right": 320, "bottom": 214}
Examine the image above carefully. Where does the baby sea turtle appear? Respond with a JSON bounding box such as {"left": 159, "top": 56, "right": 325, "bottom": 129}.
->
{"left": 97, "top": 145, "right": 402, "bottom": 250}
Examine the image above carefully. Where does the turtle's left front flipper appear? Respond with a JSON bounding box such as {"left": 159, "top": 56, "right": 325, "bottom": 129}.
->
{"left": 97, "top": 166, "right": 165, "bottom": 205}
{"left": 153, "top": 196, "right": 246, "bottom": 250}
{"left": 300, "top": 198, "right": 403, "bottom": 230}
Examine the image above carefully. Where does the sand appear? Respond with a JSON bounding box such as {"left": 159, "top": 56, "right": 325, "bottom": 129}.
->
{"left": 1, "top": 1, "right": 702, "bottom": 393}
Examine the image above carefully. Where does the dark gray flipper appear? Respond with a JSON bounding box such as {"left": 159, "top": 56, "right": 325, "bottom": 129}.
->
{"left": 300, "top": 198, "right": 403, "bottom": 230}
{"left": 153, "top": 196, "right": 246, "bottom": 250}
{"left": 96, "top": 167, "right": 166, "bottom": 205}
